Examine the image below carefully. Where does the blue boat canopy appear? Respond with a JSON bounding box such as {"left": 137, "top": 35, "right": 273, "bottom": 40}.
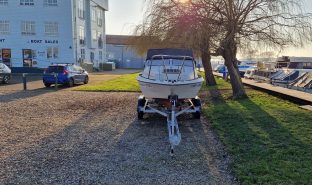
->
{"left": 146, "top": 48, "right": 194, "bottom": 60}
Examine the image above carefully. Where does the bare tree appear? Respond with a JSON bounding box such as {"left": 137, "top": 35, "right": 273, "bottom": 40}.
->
{"left": 210, "top": 0, "right": 312, "bottom": 98}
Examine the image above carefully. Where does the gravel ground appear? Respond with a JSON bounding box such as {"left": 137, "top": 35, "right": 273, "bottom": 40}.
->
{"left": 0, "top": 91, "right": 238, "bottom": 185}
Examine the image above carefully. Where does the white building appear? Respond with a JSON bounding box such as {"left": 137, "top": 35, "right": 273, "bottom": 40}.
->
{"left": 0, "top": 0, "right": 108, "bottom": 69}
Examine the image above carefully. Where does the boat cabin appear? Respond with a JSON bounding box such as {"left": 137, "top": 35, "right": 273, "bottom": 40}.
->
{"left": 141, "top": 49, "right": 199, "bottom": 82}
{"left": 141, "top": 55, "right": 198, "bottom": 82}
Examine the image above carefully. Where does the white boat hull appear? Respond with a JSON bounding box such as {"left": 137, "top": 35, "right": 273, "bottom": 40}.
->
{"left": 138, "top": 76, "right": 203, "bottom": 99}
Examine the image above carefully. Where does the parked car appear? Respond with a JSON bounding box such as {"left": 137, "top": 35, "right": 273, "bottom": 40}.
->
{"left": 43, "top": 64, "right": 89, "bottom": 87}
{"left": 0, "top": 62, "right": 11, "bottom": 84}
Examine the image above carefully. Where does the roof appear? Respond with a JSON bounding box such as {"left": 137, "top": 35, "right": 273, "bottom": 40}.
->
{"left": 106, "top": 35, "right": 137, "bottom": 45}
{"left": 146, "top": 48, "right": 194, "bottom": 60}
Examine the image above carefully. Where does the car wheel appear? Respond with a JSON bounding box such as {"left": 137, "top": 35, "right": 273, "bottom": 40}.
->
{"left": 44, "top": 83, "right": 51, "bottom": 88}
{"left": 68, "top": 78, "right": 74, "bottom": 87}
{"left": 2, "top": 75, "right": 9, "bottom": 84}
{"left": 84, "top": 76, "right": 89, "bottom": 84}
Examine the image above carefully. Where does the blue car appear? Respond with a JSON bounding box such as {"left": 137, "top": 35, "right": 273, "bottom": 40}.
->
{"left": 43, "top": 64, "right": 89, "bottom": 87}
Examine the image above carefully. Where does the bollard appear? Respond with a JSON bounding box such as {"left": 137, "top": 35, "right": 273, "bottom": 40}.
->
{"left": 23, "top": 73, "right": 27, "bottom": 91}
{"left": 54, "top": 73, "right": 58, "bottom": 90}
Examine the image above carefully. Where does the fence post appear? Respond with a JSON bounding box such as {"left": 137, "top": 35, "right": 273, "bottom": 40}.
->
{"left": 54, "top": 73, "right": 58, "bottom": 90}
{"left": 23, "top": 73, "right": 27, "bottom": 91}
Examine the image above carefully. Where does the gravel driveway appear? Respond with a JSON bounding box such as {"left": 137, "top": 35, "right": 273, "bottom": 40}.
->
{"left": 0, "top": 91, "right": 237, "bottom": 185}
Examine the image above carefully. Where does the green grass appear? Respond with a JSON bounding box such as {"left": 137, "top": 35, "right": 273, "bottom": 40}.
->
{"left": 73, "top": 73, "right": 141, "bottom": 92}
{"left": 199, "top": 71, "right": 232, "bottom": 91}
{"left": 204, "top": 88, "right": 312, "bottom": 184}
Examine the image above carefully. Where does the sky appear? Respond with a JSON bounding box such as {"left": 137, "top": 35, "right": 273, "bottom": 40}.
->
{"left": 106, "top": 0, "right": 312, "bottom": 57}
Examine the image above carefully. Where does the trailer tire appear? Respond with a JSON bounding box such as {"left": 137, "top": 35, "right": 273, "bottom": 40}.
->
{"left": 137, "top": 98, "right": 146, "bottom": 120}
{"left": 192, "top": 98, "right": 201, "bottom": 119}
{"left": 193, "top": 111, "right": 201, "bottom": 119}
{"left": 192, "top": 98, "right": 201, "bottom": 107}
{"left": 138, "top": 111, "right": 144, "bottom": 120}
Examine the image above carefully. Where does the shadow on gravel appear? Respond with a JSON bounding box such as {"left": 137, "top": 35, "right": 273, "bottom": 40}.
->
{"left": 0, "top": 89, "right": 58, "bottom": 103}
{"left": 0, "top": 104, "right": 237, "bottom": 184}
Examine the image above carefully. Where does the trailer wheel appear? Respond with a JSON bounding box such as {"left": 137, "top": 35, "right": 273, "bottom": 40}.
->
{"left": 192, "top": 98, "right": 201, "bottom": 107}
{"left": 138, "top": 111, "right": 144, "bottom": 120}
{"left": 137, "top": 98, "right": 146, "bottom": 120}
{"left": 193, "top": 111, "right": 201, "bottom": 119}
{"left": 192, "top": 98, "right": 201, "bottom": 119}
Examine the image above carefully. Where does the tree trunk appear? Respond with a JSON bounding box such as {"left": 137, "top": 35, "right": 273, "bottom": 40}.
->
{"left": 200, "top": 38, "right": 216, "bottom": 86}
{"left": 201, "top": 51, "right": 216, "bottom": 86}
{"left": 224, "top": 58, "right": 246, "bottom": 99}
{"left": 221, "top": 36, "right": 247, "bottom": 99}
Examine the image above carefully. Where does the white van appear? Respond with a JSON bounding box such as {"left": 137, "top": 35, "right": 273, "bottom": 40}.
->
{"left": 0, "top": 63, "right": 11, "bottom": 84}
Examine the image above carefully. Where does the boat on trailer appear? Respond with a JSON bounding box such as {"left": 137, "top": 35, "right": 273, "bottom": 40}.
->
{"left": 137, "top": 48, "right": 204, "bottom": 155}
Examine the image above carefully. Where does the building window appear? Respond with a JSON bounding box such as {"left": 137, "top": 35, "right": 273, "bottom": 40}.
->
{"left": 78, "top": 0, "right": 85, "bottom": 19}
{"left": 79, "top": 26, "right": 85, "bottom": 45}
{"left": 45, "top": 22, "right": 58, "bottom": 36}
{"left": 91, "top": 8, "right": 96, "bottom": 22}
{"left": 21, "top": 21, "right": 35, "bottom": 36}
{"left": 20, "top": 0, "right": 34, "bottom": 6}
{"left": 81, "top": 49, "right": 85, "bottom": 59}
{"left": 92, "top": 30, "right": 97, "bottom": 40}
{"left": 44, "top": 0, "right": 57, "bottom": 6}
{"left": 47, "top": 47, "right": 58, "bottom": 59}
{"left": 0, "top": 0, "right": 8, "bottom": 6}
{"left": 97, "top": 32, "right": 103, "bottom": 48}
{"left": 0, "top": 21, "right": 9, "bottom": 35}
{"left": 90, "top": 52, "right": 94, "bottom": 63}
{"left": 97, "top": 10, "right": 103, "bottom": 27}
{"left": 99, "top": 51, "right": 102, "bottom": 60}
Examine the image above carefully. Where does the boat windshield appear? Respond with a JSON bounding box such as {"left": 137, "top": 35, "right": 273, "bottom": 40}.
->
{"left": 142, "top": 58, "right": 198, "bottom": 81}
{"left": 145, "top": 59, "right": 194, "bottom": 67}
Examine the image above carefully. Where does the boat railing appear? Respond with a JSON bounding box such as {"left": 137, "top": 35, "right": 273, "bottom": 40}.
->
{"left": 149, "top": 55, "right": 195, "bottom": 81}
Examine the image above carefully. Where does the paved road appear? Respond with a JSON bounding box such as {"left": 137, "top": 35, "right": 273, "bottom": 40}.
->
{"left": 0, "top": 90, "right": 237, "bottom": 185}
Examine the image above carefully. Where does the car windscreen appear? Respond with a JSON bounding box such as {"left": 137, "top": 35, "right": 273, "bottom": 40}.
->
{"left": 47, "top": 66, "right": 65, "bottom": 73}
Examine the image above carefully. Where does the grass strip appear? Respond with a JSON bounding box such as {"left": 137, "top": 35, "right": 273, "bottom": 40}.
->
{"left": 204, "top": 89, "right": 312, "bottom": 184}
{"left": 73, "top": 73, "right": 141, "bottom": 92}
